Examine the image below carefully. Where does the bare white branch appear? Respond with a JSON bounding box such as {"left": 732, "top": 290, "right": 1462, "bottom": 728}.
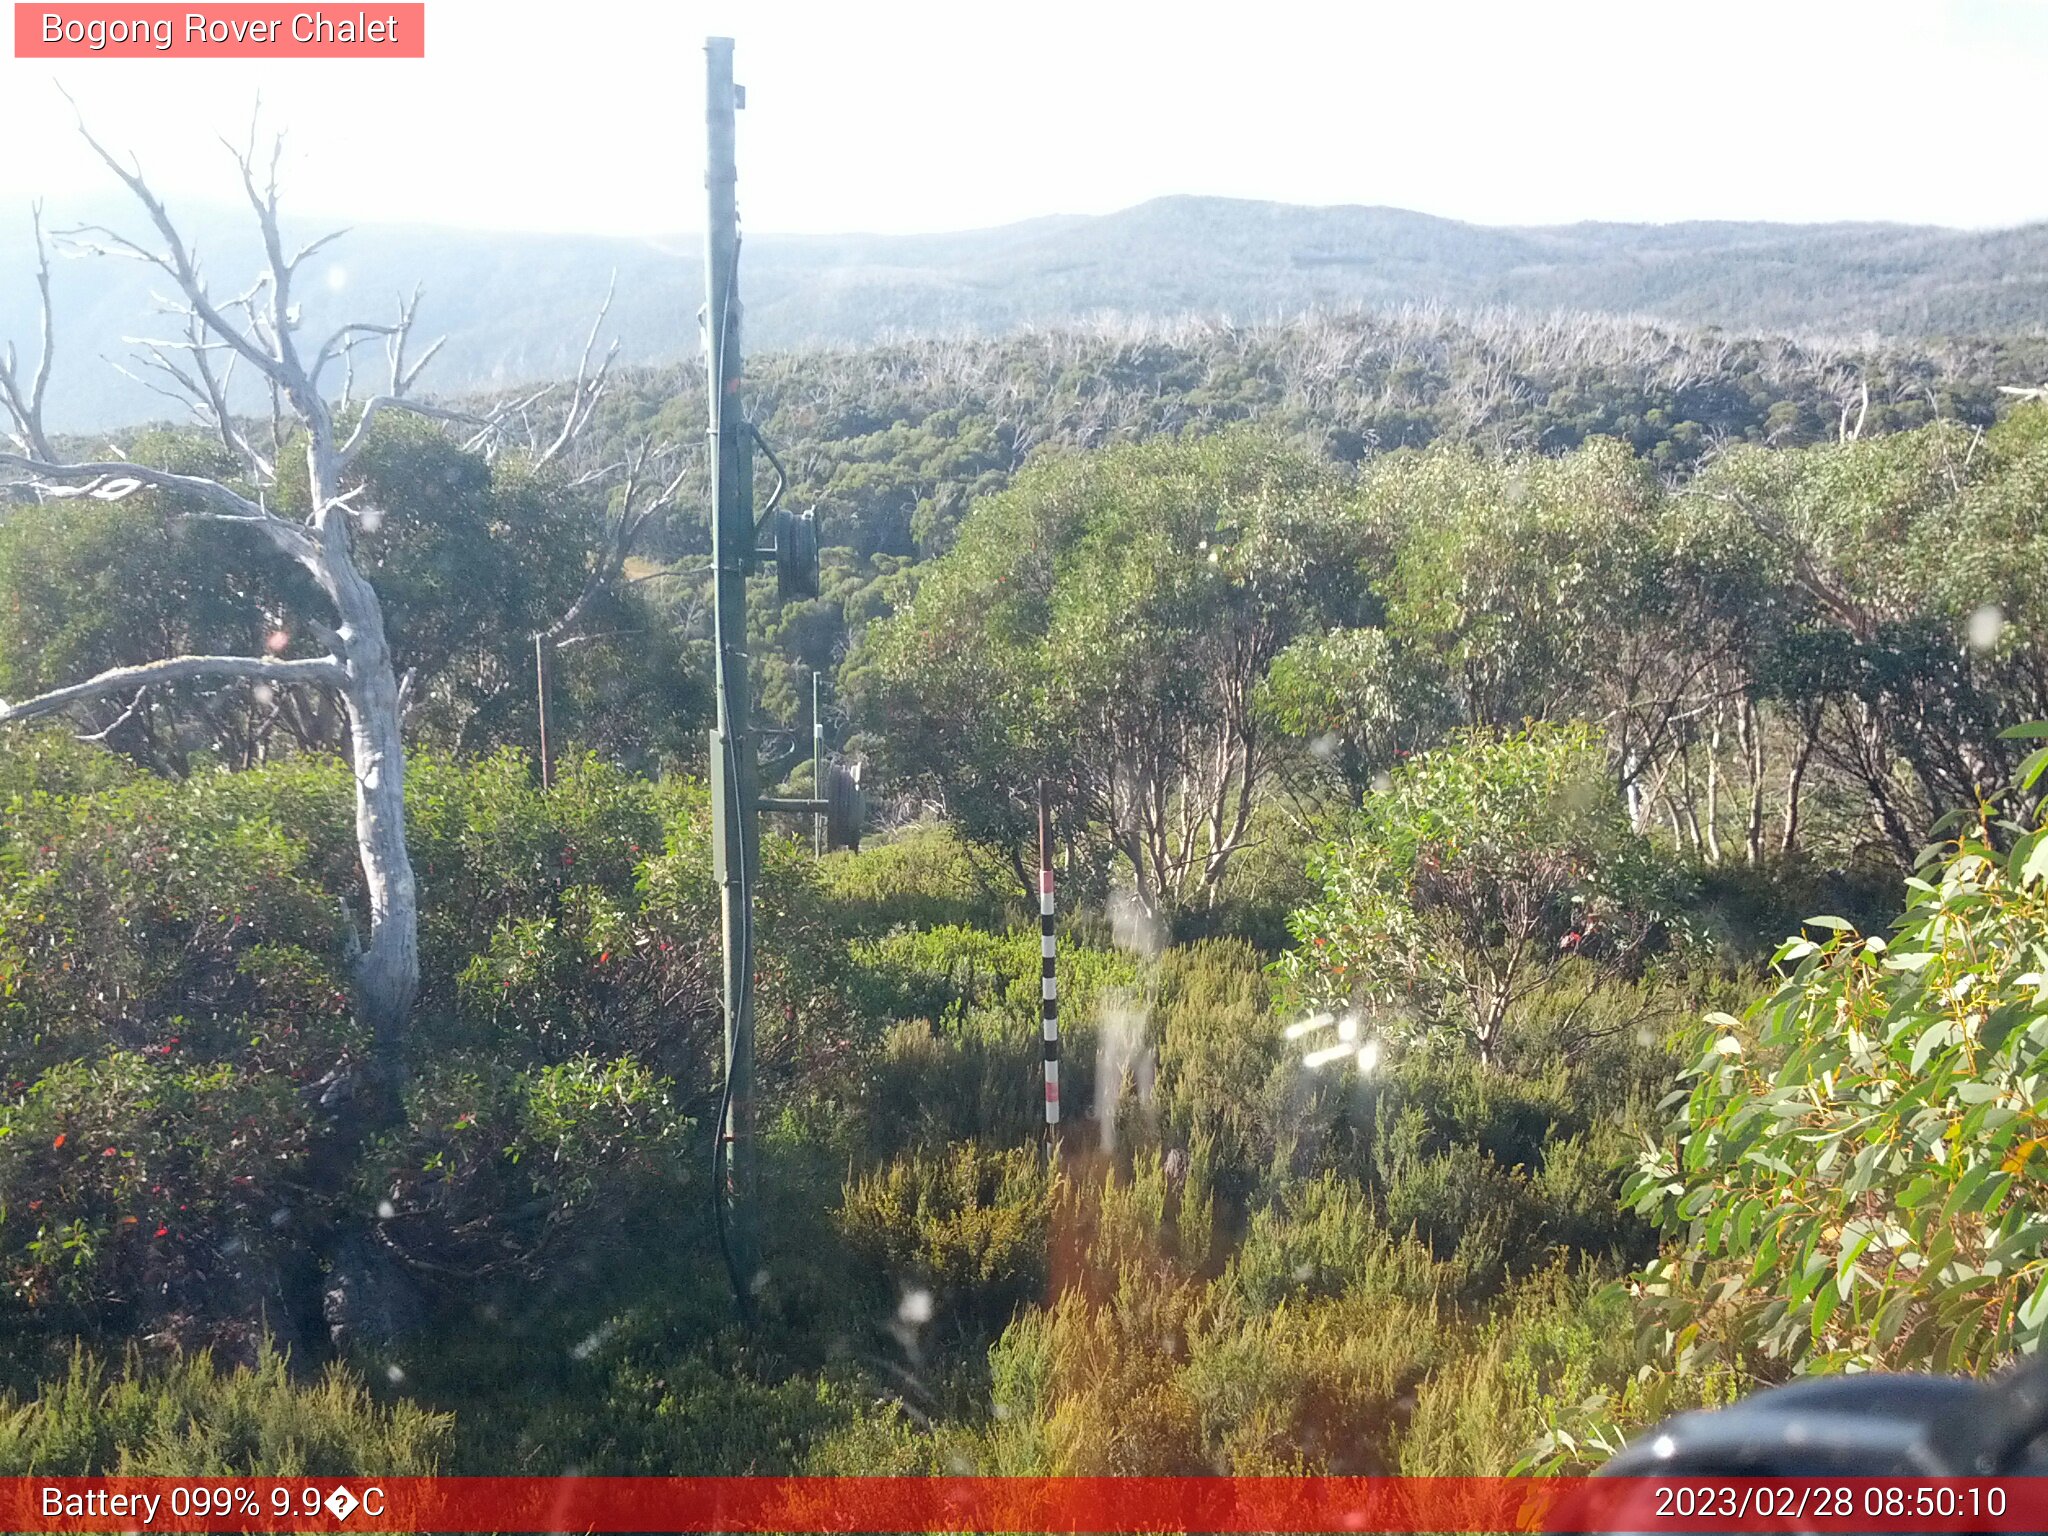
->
{"left": 119, "top": 314, "right": 276, "bottom": 481}
{"left": 537, "top": 276, "right": 619, "bottom": 466}
{"left": 378, "top": 288, "right": 447, "bottom": 398}
{"left": 1, "top": 652, "right": 345, "bottom": 727}
{"left": 398, "top": 333, "right": 445, "bottom": 395}
{"left": 1, "top": 450, "right": 256, "bottom": 518}
{"left": 541, "top": 438, "right": 694, "bottom": 645}
{"left": 336, "top": 394, "right": 490, "bottom": 470}
{"left": 0, "top": 451, "right": 315, "bottom": 564}
{"left": 313, "top": 319, "right": 401, "bottom": 387}
{"left": 0, "top": 203, "right": 57, "bottom": 462}
{"left": 287, "top": 226, "right": 350, "bottom": 273}
{"left": 73, "top": 686, "right": 150, "bottom": 743}
{"left": 61, "top": 121, "right": 296, "bottom": 401}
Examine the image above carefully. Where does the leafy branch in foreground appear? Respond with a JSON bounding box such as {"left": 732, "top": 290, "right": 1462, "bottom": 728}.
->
{"left": 1523, "top": 723, "right": 2048, "bottom": 1470}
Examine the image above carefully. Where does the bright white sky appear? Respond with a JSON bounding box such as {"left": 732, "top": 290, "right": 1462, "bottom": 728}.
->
{"left": 3, "top": 0, "right": 2046, "bottom": 237}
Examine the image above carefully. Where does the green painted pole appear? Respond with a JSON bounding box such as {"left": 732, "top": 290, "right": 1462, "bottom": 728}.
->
{"left": 705, "top": 34, "right": 758, "bottom": 1300}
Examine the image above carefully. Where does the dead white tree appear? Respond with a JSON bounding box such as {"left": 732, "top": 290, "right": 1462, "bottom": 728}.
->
{"left": 0, "top": 204, "right": 56, "bottom": 464}
{"left": 524, "top": 434, "right": 693, "bottom": 785}
{"left": 0, "top": 118, "right": 493, "bottom": 1116}
{"left": 541, "top": 437, "right": 692, "bottom": 648}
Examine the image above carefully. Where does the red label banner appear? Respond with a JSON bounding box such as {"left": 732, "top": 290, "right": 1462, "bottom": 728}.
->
{"left": 14, "top": 4, "right": 425, "bottom": 57}
{"left": 0, "top": 1475, "right": 2043, "bottom": 1533}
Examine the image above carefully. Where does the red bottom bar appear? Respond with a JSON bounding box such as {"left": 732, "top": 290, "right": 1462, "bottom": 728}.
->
{"left": 5, "top": 1475, "right": 2046, "bottom": 1533}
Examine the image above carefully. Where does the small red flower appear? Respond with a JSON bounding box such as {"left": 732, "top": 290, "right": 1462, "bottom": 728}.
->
{"left": 154, "top": 1226, "right": 169, "bottom": 1238}
{"left": 50, "top": 1134, "right": 65, "bottom": 1150}
{"left": 102, "top": 1146, "right": 118, "bottom": 1158}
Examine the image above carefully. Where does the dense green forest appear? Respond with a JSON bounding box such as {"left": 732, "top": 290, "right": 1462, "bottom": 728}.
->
{"left": 6, "top": 265, "right": 2048, "bottom": 1482}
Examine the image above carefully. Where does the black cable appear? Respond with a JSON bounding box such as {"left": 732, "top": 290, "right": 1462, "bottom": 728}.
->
{"left": 707, "top": 224, "right": 754, "bottom": 1321}
{"left": 710, "top": 717, "right": 755, "bottom": 1322}
{"left": 709, "top": 1006, "right": 749, "bottom": 1320}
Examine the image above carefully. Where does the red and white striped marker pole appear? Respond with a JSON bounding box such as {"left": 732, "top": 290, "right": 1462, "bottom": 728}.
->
{"left": 1037, "top": 780, "right": 1059, "bottom": 1144}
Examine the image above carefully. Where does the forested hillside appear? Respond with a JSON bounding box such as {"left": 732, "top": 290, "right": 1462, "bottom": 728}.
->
{"left": 10, "top": 194, "right": 2047, "bottom": 430}
{"left": 8, "top": 184, "right": 2048, "bottom": 1482}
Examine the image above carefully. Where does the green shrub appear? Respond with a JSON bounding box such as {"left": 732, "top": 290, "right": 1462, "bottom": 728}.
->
{"left": 359, "top": 1055, "right": 693, "bottom": 1292}
{"left": 454, "top": 1350, "right": 861, "bottom": 1475}
{"left": 850, "top": 926, "right": 1132, "bottom": 1159}
{"left": 0, "top": 738, "right": 864, "bottom": 1370}
{"left": 0, "top": 730, "right": 139, "bottom": 803}
{"left": 805, "top": 1400, "right": 973, "bottom": 1475}
{"left": 0, "top": 1055, "right": 314, "bottom": 1349}
{"left": 978, "top": 1242, "right": 1457, "bottom": 1474}
{"left": 1397, "top": 1332, "right": 1525, "bottom": 1475}
{"left": 1686, "top": 856, "right": 1904, "bottom": 968}
{"left": 1375, "top": 1133, "right": 1532, "bottom": 1299}
{"left": 1282, "top": 722, "right": 1688, "bottom": 1067}
{"left": 849, "top": 923, "right": 1135, "bottom": 1033}
{"left": 1250, "top": 1042, "right": 1654, "bottom": 1294}
{"left": 1059, "top": 1148, "right": 1215, "bottom": 1283}
{"left": 1496, "top": 1266, "right": 1643, "bottom": 1438}
{"left": 0, "top": 761, "right": 355, "bottom": 1077}
{"left": 984, "top": 1278, "right": 1210, "bottom": 1474}
{"left": 837, "top": 1142, "right": 1058, "bottom": 1333}
{"left": 1151, "top": 939, "right": 1281, "bottom": 1200}
{"left": 862, "top": 1009, "right": 1088, "bottom": 1156}
{"left": 817, "top": 822, "right": 1022, "bottom": 935}
{"left": 1225, "top": 1173, "right": 1445, "bottom": 1309}
{"left": 1370, "top": 1051, "right": 1587, "bottom": 1173}
{"left": 1173, "top": 805, "right": 1320, "bottom": 952}
{"left": 0, "top": 1345, "right": 449, "bottom": 1475}
{"left": 1184, "top": 1288, "right": 1449, "bottom": 1474}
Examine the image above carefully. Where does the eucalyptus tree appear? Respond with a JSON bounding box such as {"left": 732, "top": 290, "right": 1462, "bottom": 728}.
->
{"left": 1696, "top": 407, "right": 2048, "bottom": 860}
{"left": 1252, "top": 439, "right": 1772, "bottom": 841}
{"left": 859, "top": 431, "right": 1376, "bottom": 920}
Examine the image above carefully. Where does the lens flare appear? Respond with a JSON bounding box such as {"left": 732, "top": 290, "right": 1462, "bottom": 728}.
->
{"left": 1283, "top": 1011, "right": 1333, "bottom": 1041}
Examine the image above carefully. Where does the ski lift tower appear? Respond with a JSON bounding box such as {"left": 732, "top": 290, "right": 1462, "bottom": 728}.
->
{"left": 702, "top": 36, "right": 863, "bottom": 1311}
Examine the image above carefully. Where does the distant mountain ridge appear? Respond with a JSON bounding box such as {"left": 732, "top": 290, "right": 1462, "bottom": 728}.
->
{"left": 4, "top": 193, "right": 2043, "bottom": 431}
